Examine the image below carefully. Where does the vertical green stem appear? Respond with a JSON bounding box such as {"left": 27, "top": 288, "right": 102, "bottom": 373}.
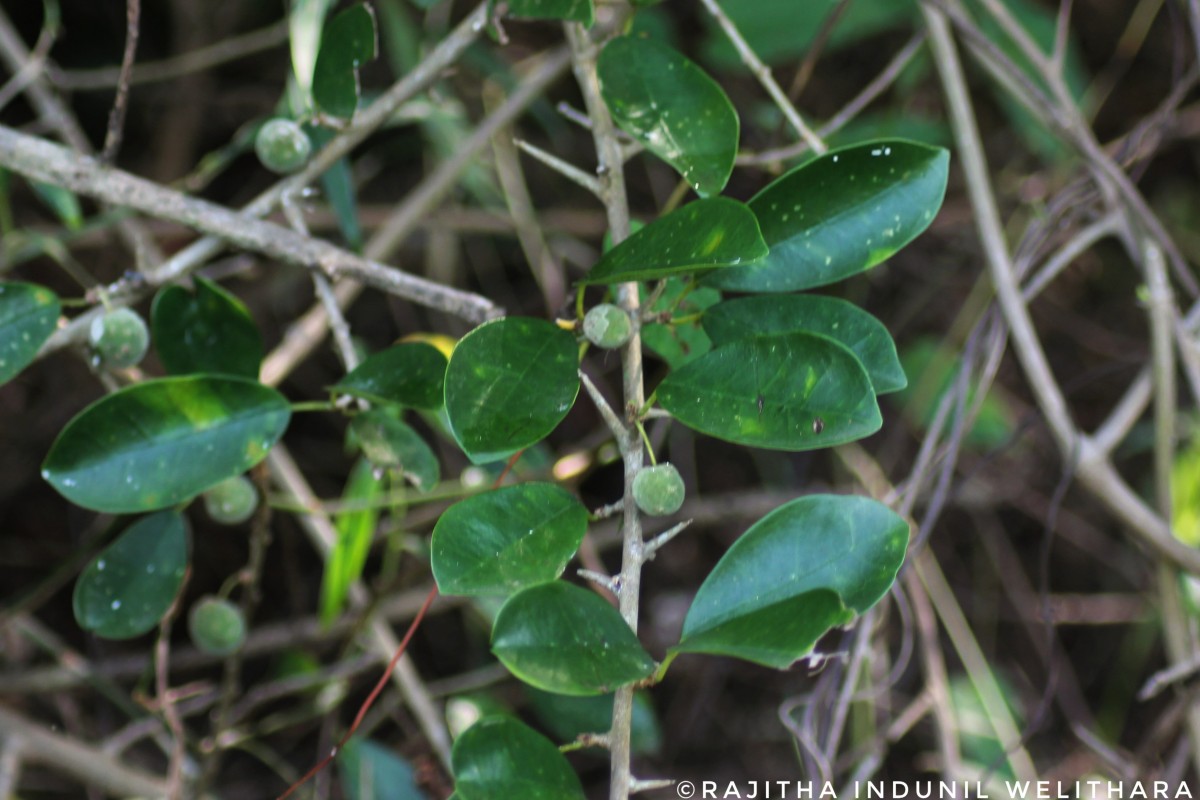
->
{"left": 565, "top": 18, "right": 642, "bottom": 800}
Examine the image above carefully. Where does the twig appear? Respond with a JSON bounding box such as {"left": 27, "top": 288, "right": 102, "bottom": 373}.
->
{"left": 100, "top": 0, "right": 140, "bottom": 163}
{"left": 0, "top": 705, "right": 170, "bottom": 798}
{"left": 51, "top": 19, "right": 288, "bottom": 90}
{"left": 0, "top": 125, "right": 499, "bottom": 322}
{"left": 641, "top": 520, "right": 691, "bottom": 562}
{"left": 486, "top": 81, "right": 566, "bottom": 313}
{"left": 514, "top": 138, "right": 602, "bottom": 196}
{"left": 155, "top": 579, "right": 189, "bottom": 799}
{"left": 696, "top": 0, "right": 826, "bottom": 154}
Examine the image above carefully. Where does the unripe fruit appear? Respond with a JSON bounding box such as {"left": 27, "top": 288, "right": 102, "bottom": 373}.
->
{"left": 254, "top": 119, "right": 311, "bottom": 174}
{"left": 583, "top": 303, "right": 633, "bottom": 349}
{"left": 632, "top": 463, "right": 685, "bottom": 516}
{"left": 88, "top": 307, "right": 149, "bottom": 369}
{"left": 203, "top": 475, "right": 258, "bottom": 525}
{"left": 188, "top": 596, "right": 246, "bottom": 655}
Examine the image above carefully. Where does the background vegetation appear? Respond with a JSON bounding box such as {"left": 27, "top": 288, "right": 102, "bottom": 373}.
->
{"left": 3, "top": 0, "right": 1200, "bottom": 797}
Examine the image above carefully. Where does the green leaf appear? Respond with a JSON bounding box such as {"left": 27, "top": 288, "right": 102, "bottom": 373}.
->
{"left": 151, "top": 277, "right": 264, "bottom": 379}
{"left": 527, "top": 688, "right": 661, "bottom": 755}
{"left": 338, "top": 738, "right": 426, "bottom": 800}
{"left": 674, "top": 494, "right": 909, "bottom": 667}
{"left": 444, "top": 318, "right": 579, "bottom": 464}
{"left": 320, "top": 459, "right": 382, "bottom": 626}
{"left": 432, "top": 483, "right": 587, "bottom": 597}
{"left": 0, "top": 281, "right": 59, "bottom": 385}
{"left": 707, "top": 140, "right": 949, "bottom": 292}
{"left": 73, "top": 511, "right": 189, "bottom": 640}
{"left": 641, "top": 280, "right": 721, "bottom": 370}
{"left": 657, "top": 333, "right": 881, "bottom": 451}
{"left": 42, "top": 376, "right": 291, "bottom": 513}
{"left": 452, "top": 716, "right": 585, "bottom": 800}
{"left": 313, "top": 3, "right": 378, "bottom": 118}
{"left": 598, "top": 35, "right": 739, "bottom": 196}
{"left": 702, "top": 295, "right": 906, "bottom": 394}
{"left": 290, "top": 0, "right": 338, "bottom": 100}
{"left": 349, "top": 410, "right": 439, "bottom": 491}
{"left": 506, "top": 0, "right": 593, "bottom": 25}
{"left": 492, "top": 582, "right": 655, "bottom": 695}
{"left": 332, "top": 342, "right": 447, "bottom": 409}
{"left": 309, "top": 125, "right": 363, "bottom": 249}
{"left": 580, "top": 198, "right": 767, "bottom": 286}
{"left": 30, "top": 180, "right": 83, "bottom": 230}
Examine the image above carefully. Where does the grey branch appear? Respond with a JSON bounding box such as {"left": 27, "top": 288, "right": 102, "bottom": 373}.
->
{"left": 0, "top": 124, "right": 499, "bottom": 323}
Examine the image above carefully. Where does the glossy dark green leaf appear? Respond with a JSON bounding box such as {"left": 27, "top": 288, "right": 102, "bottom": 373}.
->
{"left": 527, "top": 688, "right": 661, "bottom": 755}
{"left": 313, "top": 3, "right": 378, "bottom": 118}
{"left": 444, "top": 318, "right": 578, "bottom": 464}
{"left": 506, "top": 0, "right": 593, "bottom": 25}
{"left": 73, "top": 511, "right": 189, "bottom": 639}
{"left": 492, "top": 582, "right": 655, "bottom": 695}
{"left": 599, "top": 35, "right": 739, "bottom": 196}
{"left": 151, "top": 277, "right": 264, "bottom": 379}
{"left": 452, "top": 716, "right": 584, "bottom": 800}
{"left": 0, "top": 281, "right": 59, "bottom": 385}
{"left": 350, "top": 410, "right": 439, "bottom": 491}
{"left": 707, "top": 140, "right": 949, "bottom": 292}
{"left": 43, "top": 376, "right": 291, "bottom": 513}
{"left": 675, "top": 494, "right": 909, "bottom": 667}
{"left": 338, "top": 738, "right": 425, "bottom": 800}
{"left": 320, "top": 459, "right": 382, "bottom": 626}
{"left": 657, "top": 333, "right": 881, "bottom": 451}
{"left": 580, "top": 199, "right": 767, "bottom": 286}
{"left": 432, "top": 483, "right": 587, "bottom": 597}
{"left": 703, "top": 295, "right": 906, "bottom": 393}
{"left": 332, "top": 342, "right": 447, "bottom": 409}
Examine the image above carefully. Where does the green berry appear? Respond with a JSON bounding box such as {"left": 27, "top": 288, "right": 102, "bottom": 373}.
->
{"left": 583, "top": 303, "right": 633, "bottom": 349}
{"left": 88, "top": 308, "right": 149, "bottom": 369}
{"left": 255, "top": 119, "right": 311, "bottom": 174}
{"left": 632, "top": 463, "right": 685, "bottom": 516}
{"left": 203, "top": 475, "right": 258, "bottom": 525}
{"left": 188, "top": 596, "right": 246, "bottom": 655}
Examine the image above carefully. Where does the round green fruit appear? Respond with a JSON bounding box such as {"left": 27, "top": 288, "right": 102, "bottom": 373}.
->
{"left": 203, "top": 475, "right": 258, "bottom": 525}
{"left": 88, "top": 307, "right": 149, "bottom": 369}
{"left": 188, "top": 596, "right": 246, "bottom": 655}
{"left": 583, "top": 303, "right": 633, "bottom": 349}
{"left": 254, "top": 119, "right": 312, "bottom": 174}
{"left": 632, "top": 463, "right": 685, "bottom": 516}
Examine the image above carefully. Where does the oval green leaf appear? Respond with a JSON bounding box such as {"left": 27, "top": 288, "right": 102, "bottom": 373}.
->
{"left": 657, "top": 332, "right": 881, "bottom": 451}
{"left": 432, "top": 483, "right": 588, "bottom": 597}
{"left": 506, "top": 0, "right": 593, "bottom": 25}
{"left": 703, "top": 295, "right": 906, "bottom": 394}
{"left": 675, "top": 494, "right": 909, "bottom": 667}
{"left": 73, "top": 511, "right": 189, "bottom": 639}
{"left": 452, "top": 716, "right": 585, "bottom": 800}
{"left": 0, "top": 281, "right": 59, "bottom": 385}
{"left": 599, "top": 35, "right": 739, "bottom": 196}
{"left": 580, "top": 198, "right": 767, "bottom": 286}
{"left": 492, "top": 581, "right": 655, "bottom": 696}
{"left": 151, "top": 277, "right": 264, "bottom": 379}
{"left": 707, "top": 140, "right": 949, "bottom": 292}
{"left": 313, "top": 2, "right": 378, "bottom": 118}
{"left": 444, "top": 317, "right": 579, "bottom": 464}
{"left": 349, "top": 410, "right": 439, "bottom": 492}
{"left": 321, "top": 458, "right": 383, "bottom": 626}
{"left": 331, "top": 342, "right": 447, "bottom": 409}
{"left": 43, "top": 376, "right": 291, "bottom": 513}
